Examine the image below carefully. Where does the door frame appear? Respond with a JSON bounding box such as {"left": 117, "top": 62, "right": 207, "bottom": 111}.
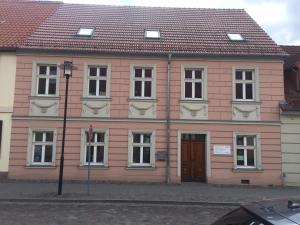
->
{"left": 177, "top": 131, "right": 211, "bottom": 181}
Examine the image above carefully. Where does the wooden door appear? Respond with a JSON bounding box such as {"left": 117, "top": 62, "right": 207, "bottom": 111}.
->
{"left": 181, "top": 138, "right": 206, "bottom": 182}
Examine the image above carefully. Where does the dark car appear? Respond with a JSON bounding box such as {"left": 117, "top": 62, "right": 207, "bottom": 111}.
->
{"left": 212, "top": 200, "right": 300, "bottom": 225}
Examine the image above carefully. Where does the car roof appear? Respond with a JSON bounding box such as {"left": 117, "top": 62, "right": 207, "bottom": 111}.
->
{"left": 244, "top": 199, "right": 300, "bottom": 225}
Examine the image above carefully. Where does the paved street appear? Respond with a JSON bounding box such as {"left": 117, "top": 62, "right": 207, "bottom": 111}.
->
{"left": 0, "top": 202, "right": 234, "bottom": 225}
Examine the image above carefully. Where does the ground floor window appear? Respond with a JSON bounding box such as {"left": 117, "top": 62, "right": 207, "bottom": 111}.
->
{"left": 28, "top": 129, "right": 56, "bottom": 166}
{"left": 129, "top": 130, "right": 155, "bottom": 167}
{"left": 234, "top": 133, "right": 260, "bottom": 169}
{"left": 81, "top": 129, "right": 109, "bottom": 166}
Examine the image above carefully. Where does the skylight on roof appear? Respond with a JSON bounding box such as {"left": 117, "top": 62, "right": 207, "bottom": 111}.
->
{"left": 77, "top": 28, "right": 94, "bottom": 36}
{"left": 145, "top": 30, "right": 160, "bottom": 39}
{"left": 227, "top": 33, "right": 244, "bottom": 41}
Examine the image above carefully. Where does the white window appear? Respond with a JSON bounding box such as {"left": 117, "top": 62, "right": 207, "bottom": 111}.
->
{"left": 184, "top": 69, "right": 203, "bottom": 99}
{"left": 227, "top": 33, "right": 244, "bottom": 41}
{"left": 234, "top": 70, "right": 255, "bottom": 101}
{"left": 233, "top": 133, "right": 261, "bottom": 170}
{"left": 36, "top": 64, "right": 58, "bottom": 96}
{"left": 181, "top": 65, "right": 208, "bottom": 101}
{"left": 80, "top": 129, "right": 109, "bottom": 166}
{"left": 30, "top": 130, "right": 56, "bottom": 166}
{"left": 128, "top": 131, "right": 155, "bottom": 167}
{"left": 88, "top": 66, "right": 108, "bottom": 97}
{"left": 131, "top": 66, "right": 155, "bottom": 98}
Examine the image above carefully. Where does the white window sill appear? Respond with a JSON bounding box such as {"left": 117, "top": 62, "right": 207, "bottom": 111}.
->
{"left": 29, "top": 96, "right": 60, "bottom": 100}
{"left": 232, "top": 100, "right": 261, "bottom": 105}
{"left": 233, "top": 168, "right": 263, "bottom": 173}
{"left": 25, "top": 165, "right": 56, "bottom": 169}
{"left": 126, "top": 166, "right": 155, "bottom": 170}
{"left": 79, "top": 165, "right": 109, "bottom": 169}
{"left": 180, "top": 99, "right": 208, "bottom": 103}
{"left": 81, "top": 97, "right": 112, "bottom": 101}
{"left": 128, "top": 98, "right": 157, "bottom": 102}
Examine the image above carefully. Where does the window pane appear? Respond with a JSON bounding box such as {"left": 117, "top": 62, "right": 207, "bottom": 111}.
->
{"left": 245, "top": 71, "right": 253, "bottom": 80}
{"left": 89, "top": 67, "right": 97, "bottom": 76}
{"left": 46, "top": 132, "right": 53, "bottom": 142}
{"left": 100, "top": 67, "right": 107, "bottom": 77}
{"left": 145, "top": 69, "right": 152, "bottom": 78}
{"left": 235, "top": 83, "right": 243, "bottom": 99}
{"left": 134, "top": 81, "right": 142, "bottom": 97}
{"left": 38, "top": 78, "right": 46, "bottom": 95}
{"left": 235, "top": 71, "right": 243, "bottom": 80}
{"left": 33, "top": 145, "right": 42, "bottom": 162}
{"left": 247, "top": 136, "right": 254, "bottom": 146}
{"left": 99, "top": 80, "right": 106, "bottom": 96}
{"left": 86, "top": 146, "right": 94, "bottom": 163}
{"left": 185, "top": 82, "right": 192, "bottom": 98}
{"left": 35, "top": 132, "right": 43, "bottom": 142}
{"left": 48, "top": 79, "right": 56, "bottom": 95}
{"left": 246, "top": 84, "right": 253, "bottom": 99}
{"left": 49, "top": 66, "right": 57, "bottom": 75}
{"left": 133, "top": 134, "right": 141, "bottom": 143}
{"left": 44, "top": 145, "right": 53, "bottom": 162}
{"left": 86, "top": 132, "right": 91, "bottom": 142}
{"left": 195, "top": 82, "right": 202, "bottom": 98}
{"left": 135, "top": 68, "right": 142, "bottom": 77}
{"left": 39, "top": 66, "right": 47, "bottom": 75}
{"left": 96, "top": 146, "right": 104, "bottom": 163}
{"left": 195, "top": 70, "right": 202, "bottom": 79}
{"left": 143, "top": 147, "right": 150, "bottom": 164}
{"left": 133, "top": 147, "right": 140, "bottom": 163}
{"left": 89, "top": 80, "right": 97, "bottom": 96}
{"left": 96, "top": 133, "right": 105, "bottom": 143}
{"left": 143, "top": 134, "right": 151, "bottom": 143}
{"left": 237, "top": 149, "right": 244, "bottom": 166}
{"left": 247, "top": 150, "right": 255, "bottom": 166}
{"left": 185, "top": 70, "right": 192, "bottom": 78}
{"left": 144, "top": 81, "right": 152, "bottom": 97}
{"left": 237, "top": 136, "right": 244, "bottom": 146}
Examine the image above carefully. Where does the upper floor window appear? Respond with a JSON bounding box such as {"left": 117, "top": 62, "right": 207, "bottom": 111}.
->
{"left": 184, "top": 69, "right": 203, "bottom": 99}
{"left": 36, "top": 64, "right": 58, "bottom": 96}
{"left": 181, "top": 65, "right": 208, "bottom": 101}
{"left": 88, "top": 66, "right": 108, "bottom": 97}
{"left": 234, "top": 70, "right": 255, "bottom": 101}
{"left": 131, "top": 66, "right": 156, "bottom": 99}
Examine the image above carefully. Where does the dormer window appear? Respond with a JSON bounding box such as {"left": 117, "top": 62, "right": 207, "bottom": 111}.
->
{"left": 77, "top": 27, "right": 95, "bottom": 37}
{"left": 227, "top": 33, "right": 244, "bottom": 41}
{"left": 145, "top": 30, "right": 160, "bottom": 39}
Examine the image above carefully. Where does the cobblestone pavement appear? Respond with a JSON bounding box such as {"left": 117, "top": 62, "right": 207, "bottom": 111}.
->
{"left": 0, "top": 202, "right": 235, "bottom": 225}
{"left": 0, "top": 181, "right": 300, "bottom": 204}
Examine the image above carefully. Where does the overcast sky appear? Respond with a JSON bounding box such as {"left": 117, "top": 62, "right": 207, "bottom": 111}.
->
{"left": 60, "top": 0, "right": 299, "bottom": 45}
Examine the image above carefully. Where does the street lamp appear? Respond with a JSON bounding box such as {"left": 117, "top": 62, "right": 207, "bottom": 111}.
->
{"left": 58, "top": 60, "right": 73, "bottom": 195}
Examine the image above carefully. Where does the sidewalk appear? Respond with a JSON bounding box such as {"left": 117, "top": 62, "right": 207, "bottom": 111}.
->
{"left": 0, "top": 181, "right": 299, "bottom": 205}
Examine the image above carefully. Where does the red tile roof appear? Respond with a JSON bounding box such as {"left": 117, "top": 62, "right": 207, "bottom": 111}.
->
{"left": 0, "top": 0, "right": 61, "bottom": 48}
{"left": 22, "top": 4, "right": 286, "bottom": 57}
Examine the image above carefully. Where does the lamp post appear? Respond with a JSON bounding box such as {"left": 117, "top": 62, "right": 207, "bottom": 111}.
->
{"left": 58, "top": 61, "right": 73, "bottom": 195}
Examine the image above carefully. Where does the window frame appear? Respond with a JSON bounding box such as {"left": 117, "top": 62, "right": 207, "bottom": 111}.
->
{"left": 31, "top": 61, "right": 60, "bottom": 97}
{"left": 80, "top": 128, "right": 109, "bottom": 167}
{"left": 130, "top": 64, "right": 157, "bottom": 99}
{"left": 128, "top": 130, "right": 155, "bottom": 167}
{"left": 83, "top": 63, "right": 111, "bottom": 99}
{"left": 233, "top": 132, "right": 261, "bottom": 170}
{"left": 27, "top": 128, "right": 57, "bottom": 167}
{"left": 181, "top": 65, "right": 208, "bottom": 101}
{"left": 232, "top": 66, "right": 260, "bottom": 102}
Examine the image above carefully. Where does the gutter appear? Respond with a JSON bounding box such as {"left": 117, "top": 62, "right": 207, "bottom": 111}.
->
{"left": 165, "top": 53, "right": 172, "bottom": 184}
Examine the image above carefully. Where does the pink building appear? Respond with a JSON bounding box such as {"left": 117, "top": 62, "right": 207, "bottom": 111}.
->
{"left": 9, "top": 4, "right": 287, "bottom": 185}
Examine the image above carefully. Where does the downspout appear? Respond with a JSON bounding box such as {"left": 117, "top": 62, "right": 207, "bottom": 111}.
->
{"left": 166, "top": 53, "right": 172, "bottom": 184}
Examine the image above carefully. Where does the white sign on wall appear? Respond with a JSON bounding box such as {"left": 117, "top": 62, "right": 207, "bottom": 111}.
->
{"left": 213, "top": 145, "right": 231, "bottom": 155}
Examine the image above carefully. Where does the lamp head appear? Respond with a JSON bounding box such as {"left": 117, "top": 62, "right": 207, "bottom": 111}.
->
{"left": 63, "top": 61, "right": 73, "bottom": 77}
